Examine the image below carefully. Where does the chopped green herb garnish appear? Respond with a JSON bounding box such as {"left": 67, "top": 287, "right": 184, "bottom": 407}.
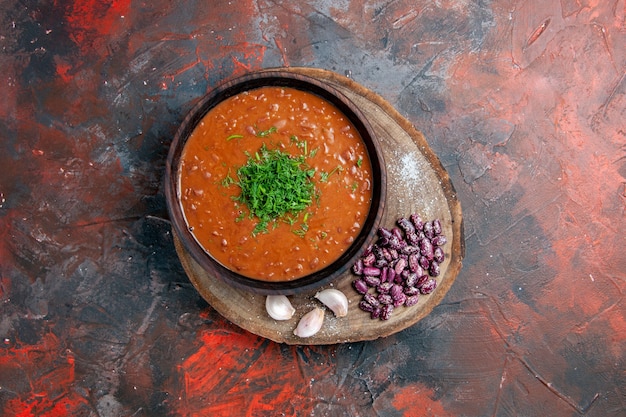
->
{"left": 231, "top": 145, "right": 315, "bottom": 235}
{"left": 256, "top": 126, "right": 277, "bottom": 137}
{"left": 226, "top": 134, "right": 244, "bottom": 141}
{"left": 319, "top": 165, "right": 344, "bottom": 183}
{"left": 357, "top": 158, "right": 363, "bottom": 167}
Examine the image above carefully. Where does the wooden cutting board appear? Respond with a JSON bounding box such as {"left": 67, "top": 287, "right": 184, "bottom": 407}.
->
{"left": 173, "top": 67, "right": 464, "bottom": 345}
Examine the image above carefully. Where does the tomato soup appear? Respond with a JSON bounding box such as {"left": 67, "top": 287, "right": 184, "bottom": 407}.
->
{"left": 178, "top": 86, "right": 373, "bottom": 281}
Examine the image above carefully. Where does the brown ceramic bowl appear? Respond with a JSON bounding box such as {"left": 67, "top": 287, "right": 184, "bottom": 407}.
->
{"left": 165, "top": 69, "right": 386, "bottom": 294}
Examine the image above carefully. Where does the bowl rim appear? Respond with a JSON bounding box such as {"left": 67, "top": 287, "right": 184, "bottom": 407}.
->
{"left": 165, "top": 69, "right": 387, "bottom": 295}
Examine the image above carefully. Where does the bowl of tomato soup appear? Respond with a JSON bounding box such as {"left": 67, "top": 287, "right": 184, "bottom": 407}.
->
{"left": 165, "top": 70, "right": 386, "bottom": 294}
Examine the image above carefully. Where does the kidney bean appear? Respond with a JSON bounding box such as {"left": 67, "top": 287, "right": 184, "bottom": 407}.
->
{"left": 415, "top": 274, "right": 429, "bottom": 288}
{"left": 375, "top": 259, "right": 388, "bottom": 268}
{"left": 377, "top": 227, "right": 394, "bottom": 240}
{"left": 401, "top": 245, "right": 419, "bottom": 255}
{"left": 393, "top": 293, "right": 407, "bottom": 307}
{"left": 397, "top": 217, "right": 415, "bottom": 235}
{"left": 420, "top": 238, "right": 434, "bottom": 260}
{"left": 433, "top": 247, "right": 445, "bottom": 264}
{"left": 378, "top": 266, "right": 387, "bottom": 283}
{"left": 387, "top": 267, "right": 396, "bottom": 284}
{"left": 405, "top": 294, "right": 419, "bottom": 307}
{"left": 423, "top": 221, "right": 434, "bottom": 239}
{"left": 362, "top": 251, "right": 376, "bottom": 267}
{"left": 410, "top": 213, "right": 424, "bottom": 231}
{"left": 363, "top": 266, "right": 381, "bottom": 276}
{"left": 419, "top": 256, "right": 430, "bottom": 270}
{"left": 393, "top": 257, "right": 407, "bottom": 275}
{"left": 431, "top": 235, "right": 447, "bottom": 247}
{"left": 404, "top": 272, "right": 418, "bottom": 288}
{"left": 381, "top": 247, "right": 393, "bottom": 262}
{"left": 380, "top": 304, "right": 394, "bottom": 320}
{"left": 390, "top": 284, "right": 404, "bottom": 299}
{"left": 429, "top": 261, "right": 440, "bottom": 277}
{"left": 378, "top": 282, "right": 393, "bottom": 294}
{"left": 352, "top": 258, "right": 364, "bottom": 275}
{"left": 378, "top": 293, "right": 393, "bottom": 305}
{"left": 353, "top": 279, "right": 369, "bottom": 294}
{"left": 432, "top": 219, "right": 442, "bottom": 235}
{"left": 392, "top": 227, "right": 404, "bottom": 241}
{"left": 420, "top": 279, "right": 437, "bottom": 294}
{"left": 404, "top": 286, "right": 420, "bottom": 296}
{"left": 389, "top": 248, "right": 399, "bottom": 260}
{"left": 363, "top": 293, "right": 380, "bottom": 307}
{"left": 363, "top": 275, "right": 381, "bottom": 287}
{"left": 394, "top": 272, "right": 404, "bottom": 285}
{"left": 408, "top": 253, "right": 421, "bottom": 273}
{"left": 406, "top": 232, "right": 420, "bottom": 245}
{"left": 371, "top": 306, "right": 382, "bottom": 319}
{"left": 359, "top": 300, "right": 375, "bottom": 313}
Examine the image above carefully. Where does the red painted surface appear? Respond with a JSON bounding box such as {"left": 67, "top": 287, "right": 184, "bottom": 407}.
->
{"left": 0, "top": 0, "right": 624, "bottom": 416}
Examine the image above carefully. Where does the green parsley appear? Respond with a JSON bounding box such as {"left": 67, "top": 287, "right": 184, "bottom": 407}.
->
{"left": 232, "top": 145, "right": 316, "bottom": 235}
{"left": 256, "top": 126, "right": 277, "bottom": 137}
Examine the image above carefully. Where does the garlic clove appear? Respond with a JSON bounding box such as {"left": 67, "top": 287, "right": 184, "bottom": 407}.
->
{"left": 266, "top": 295, "right": 296, "bottom": 321}
{"left": 315, "top": 288, "right": 349, "bottom": 317}
{"left": 293, "top": 307, "right": 324, "bottom": 338}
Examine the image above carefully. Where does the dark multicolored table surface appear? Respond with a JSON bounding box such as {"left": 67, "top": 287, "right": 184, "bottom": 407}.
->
{"left": 1, "top": 1, "right": 624, "bottom": 416}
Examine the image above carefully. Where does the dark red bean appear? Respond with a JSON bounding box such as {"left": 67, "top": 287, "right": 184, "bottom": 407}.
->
{"left": 401, "top": 245, "right": 419, "bottom": 255}
{"left": 405, "top": 272, "right": 418, "bottom": 287}
{"left": 406, "top": 232, "right": 420, "bottom": 245}
{"left": 393, "top": 257, "right": 407, "bottom": 275}
{"left": 423, "top": 221, "right": 434, "bottom": 239}
{"left": 352, "top": 259, "right": 364, "bottom": 275}
{"left": 397, "top": 217, "right": 415, "bottom": 235}
{"left": 363, "top": 275, "right": 381, "bottom": 287}
{"left": 362, "top": 251, "right": 376, "bottom": 266}
{"left": 408, "top": 253, "right": 422, "bottom": 274}
{"left": 374, "top": 259, "right": 388, "bottom": 268}
{"left": 420, "top": 238, "right": 434, "bottom": 260}
{"left": 377, "top": 227, "right": 394, "bottom": 240}
{"left": 378, "top": 282, "right": 393, "bottom": 294}
{"left": 410, "top": 213, "right": 424, "bottom": 231}
{"left": 433, "top": 247, "right": 445, "bottom": 263}
{"left": 405, "top": 294, "right": 420, "bottom": 307}
{"left": 390, "top": 284, "right": 404, "bottom": 300}
{"left": 387, "top": 268, "right": 396, "bottom": 284}
{"left": 363, "top": 293, "right": 380, "bottom": 307}
{"left": 419, "top": 256, "right": 430, "bottom": 270}
{"left": 378, "top": 293, "right": 393, "bottom": 305}
{"left": 429, "top": 261, "right": 440, "bottom": 277}
{"left": 420, "top": 278, "right": 437, "bottom": 294}
{"left": 393, "top": 293, "right": 406, "bottom": 307}
{"left": 394, "top": 272, "right": 404, "bottom": 285}
{"left": 353, "top": 279, "right": 369, "bottom": 294}
{"left": 431, "top": 235, "right": 447, "bottom": 247}
{"left": 404, "top": 286, "right": 420, "bottom": 296}
{"left": 371, "top": 307, "right": 382, "bottom": 319}
{"left": 416, "top": 274, "right": 429, "bottom": 288}
{"left": 380, "top": 304, "right": 394, "bottom": 320}
{"left": 359, "top": 300, "right": 375, "bottom": 312}
{"left": 433, "top": 219, "right": 442, "bottom": 235}
{"left": 363, "top": 266, "right": 381, "bottom": 276}
{"left": 380, "top": 266, "right": 389, "bottom": 283}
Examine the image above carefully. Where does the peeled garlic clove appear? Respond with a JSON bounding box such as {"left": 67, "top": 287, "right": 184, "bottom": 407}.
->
{"left": 266, "top": 295, "right": 295, "bottom": 321}
{"left": 315, "top": 288, "right": 349, "bottom": 317}
{"left": 293, "top": 307, "right": 324, "bottom": 338}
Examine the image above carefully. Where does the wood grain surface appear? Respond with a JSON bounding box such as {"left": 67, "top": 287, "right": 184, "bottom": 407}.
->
{"left": 174, "top": 67, "right": 464, "bottom": 344}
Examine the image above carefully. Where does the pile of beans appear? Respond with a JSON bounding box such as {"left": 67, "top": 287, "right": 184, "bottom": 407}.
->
{"left": 351, "top": 213, "right": 447, "bottom": 320}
